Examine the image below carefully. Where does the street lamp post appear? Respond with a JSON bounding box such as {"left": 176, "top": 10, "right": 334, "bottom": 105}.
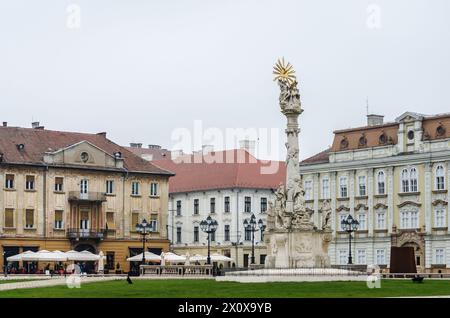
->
{"left": 243, "top": 214, "right": 265, "bottom": 265}
{"left": 135, "top": 219, "right": 152, "bottom": 265}
{"left": 200, "top": 216, "right": 218, "bottom": 265}
{"left": 341, "top": 214, "right": 359, "bottom": 265}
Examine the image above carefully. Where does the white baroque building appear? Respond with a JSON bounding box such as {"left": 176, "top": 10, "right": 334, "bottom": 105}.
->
{"left": 300, "top": 112, "right": 450, "bottom": 273}
{"left": 130, "top": 144, "right": 285, "bottom": 267}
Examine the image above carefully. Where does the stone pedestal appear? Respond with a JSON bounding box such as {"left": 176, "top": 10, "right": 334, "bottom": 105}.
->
{"left": 265, "top": 229, "right": 332, "bottom": 268}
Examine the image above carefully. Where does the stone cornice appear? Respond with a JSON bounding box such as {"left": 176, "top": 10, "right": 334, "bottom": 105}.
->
{"left": 432, "top": 199, "right": 448, "bottom": 206}
{"left": 300, "top": 149, "right": 450, "bottom": 174}
{"left": 397, "top": 201, "right": 422, "bottom": 208}
{"left": 336, "top": 205, "right": 350, "bottom": 212}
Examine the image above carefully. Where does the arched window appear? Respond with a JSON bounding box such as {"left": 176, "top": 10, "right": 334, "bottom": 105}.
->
{"left": 377, "top": 171, "right": 386, "bottom": 195}
{"left": 401, "top": 169, "right": 409, "bottom": 193}
{"left": 436, "top": 165, "right": 445, "bottom": 190}
{"left": 410, "top": 167, "right": 418, "bottom": 192}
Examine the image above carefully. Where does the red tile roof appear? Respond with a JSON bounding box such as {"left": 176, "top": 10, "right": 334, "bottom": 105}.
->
{"left": 300, "top": 148, "right": 330, "bottom": 165}
{"left": 0, "top": 126, "right": 173, "bottom": 175}
{"left": 152, "top": 149, "right": 286, "bottom": 193}
{"left": 125, "top": 146, "right": 171, "bottom": 161}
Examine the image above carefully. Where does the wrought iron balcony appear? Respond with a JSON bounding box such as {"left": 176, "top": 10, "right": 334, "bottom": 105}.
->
{"left": 68, "top": 191, "right": 107, "bottom": 202}
{"left": 67, "top": 228, "right": 107, "bottom": 240}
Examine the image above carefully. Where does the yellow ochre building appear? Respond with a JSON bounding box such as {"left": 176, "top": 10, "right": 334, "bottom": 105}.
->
{"left": 0, "top": 122, "right": 173, "bottom": 273}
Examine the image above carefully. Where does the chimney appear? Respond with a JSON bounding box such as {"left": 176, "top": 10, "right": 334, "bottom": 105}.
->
{"left": 202, "top": 145, "right": 214, "bottom": 154}
{"left": 367, "top": 114, "right": 384, "bottom": 126}
{"left": 148, "top": 144, "right": 161, "bottom": 149}
{"left": 32, "top": 121, "right": 44, "bottom": 129}
{"left": 171, "top": 149, "right": 184, "bottom": 160}
{"left": 97, "top": 132, "right": 107, "bottom": 137}
{"left": 129, "top": 143, "right": 142, "bottom": 148}
{"left": 2, "top": 122, "right": 7, "bottom": 127}
{"left": 239, "top": 139, "right": 256, "bottom": 156}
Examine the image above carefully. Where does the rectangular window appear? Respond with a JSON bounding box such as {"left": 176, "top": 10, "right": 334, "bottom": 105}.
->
{"left": 176, "top": 200, "right": 182, "bottom": 216}
{"left": 244, "top": 227, "right": 251, "bottom": 241}
{"left": 150, "top": 214, "right": 158, "bottom": 231}
{"left": 54, "top": 210, "right": 64, "bottom": 229}
{"left": 176, "top": 227, "right": 182, "bottom": 243}
{"left": 377, "top": 172, "right": 385, "bottom": 195}
{"left": 25, "top": 175, "right": 35, "bottom": 190}
{"left": 5, "top": 174, "right": 14, "bottom": 189}
{"left": 224, "top": 225, "right": 230, "bottom": 241}
{"left": 358, "top": 213, "right": 367, "bottom": 231}
{"left": 376, "top": 249, "right": 386, "bottom": 265}
{"left": 304, "top": 180, "right": 313, "bottom": 200}
{"left": 150, "top": 183, "right": 158, "bottom": 196}
{"left": 358, "top": 176, "right": 366, "bottom": 196}
{"left": 339, "top": 177, "right": 348, "bottom": 198}
{"left": 210, "top": 231, "right": 215, "bottom": 242}
{"left": 106, "top": 180, "right": 114, "bottom": 194}
{"left": 210, "top": 198, "right": 216, "bottom": 214}
{"left": 193, "top": 226, "right": 199, "bottom": 242}
{"left": 80, "top": 179, "right": 88, "bottom": 194}
{"left": 224, "top": 196, "right": 230, "bottom": 213}
{"left": 339, "top": 250, "right": 348, "bottom": 265}
{"left": 131, "top": 213, "right": 139, "bottom": 228}
{"left": 400, "top": 210, "right": 419, "bottom": 229}
{"left": 131, "top": 182, "right": 140, "bottom": 195}
{"left": 339, "top": 214, "right": 348, "bottom": 231}
{"left": 193, "top": 199, "right": 199, "bottom": 215}
{"left": 106, "top": 212, "right": 115, "bottom": 229}
{"left": 376, "top": 212, "right": 386, "bottom": 229}
{"left": 106, "top": 252, "right": 115, "bottom": 270}
{"left": 435, "top": 208, "right": 446, "bottom": 228}
{"left": 4, "top": 209, "right": 14, "bottom": 228}
{"left": 25, "top": 209, "right": 34, "bottom": 228}
{"left": 260, "top": 226, "right": 265, "bottom": 241}
{"left": 260, "top": 197, "right": 267, "bottom": 213}
{"left": 55, "top": 177, "right": 64, "bottom": 192}
{"left": 435, "top": 248, "right": 445, "bottom": 264}
{"left": 244, "top": 196, "right": 251, "bottom": 213}
{"left": 321, "top": 178, "right": 330, "bottom": 199}
{"left": 357, "top": 249, "right": 366, "bottom": 265}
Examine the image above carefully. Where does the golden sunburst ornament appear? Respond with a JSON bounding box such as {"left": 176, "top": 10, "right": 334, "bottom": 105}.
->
{"left": 273, "top": 57, "right": 296, "bottom": 85}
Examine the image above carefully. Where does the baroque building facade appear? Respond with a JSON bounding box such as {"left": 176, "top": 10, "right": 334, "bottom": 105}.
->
{"left": 146, "top": 146, "right": 285, "bottom": 267}
{"left": 0, "top": 123, "right": 173, "bottom": 273}
{"left": 300, "top": 112, "right": 450, "bottom": 273}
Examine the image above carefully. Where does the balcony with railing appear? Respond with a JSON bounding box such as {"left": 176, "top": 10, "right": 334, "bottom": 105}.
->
{"left": 67, "top": 228, "right": 107, "bottom": 240}
{"left": 68, "top": 191, "right": 107, "bottom": 202}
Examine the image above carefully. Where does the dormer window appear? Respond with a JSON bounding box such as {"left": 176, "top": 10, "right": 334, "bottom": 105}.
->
{"left": 379, "top": 133, "right": 387, "bottom": 145}
{"left": 80, "top": 152, "right": 89, "bottom": 163}
{"left": 436, "top": 124, "right": 445, "bottom": 137}
{"left": 340, "top": 137, "right": 349, "bottom": 150}
{"left": 358, "top": 135, "right": 367, "bottom": 147}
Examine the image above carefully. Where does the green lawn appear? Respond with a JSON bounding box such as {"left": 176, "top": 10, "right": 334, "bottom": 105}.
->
{"left": 0, "top": 279, "right": 450, "bottom": 298}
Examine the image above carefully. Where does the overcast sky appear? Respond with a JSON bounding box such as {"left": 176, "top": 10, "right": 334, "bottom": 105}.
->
{"left": 1, "top": 0, "right": 449, "bottom": 160}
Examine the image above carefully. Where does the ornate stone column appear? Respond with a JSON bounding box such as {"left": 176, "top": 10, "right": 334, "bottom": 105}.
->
{"left": 424, "top": 163, "right": 432, "bottom": 233}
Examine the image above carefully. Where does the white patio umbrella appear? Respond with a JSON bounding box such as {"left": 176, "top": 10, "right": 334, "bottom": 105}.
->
{"left": 163, "top": 252, "right": 186, "bottom": 264}
{"left": 22, "top": 250, "right": 68, "bottom": 262}
{"left": 6, "top": 250, "right": 35, "bottom": 262}
{"left": 65, "top": 250, "right": 100, "bottom": 261}
{"left": 126, "top": 252, "right": 161, "bottom": 262}
{"left": 189, "top": 254, "right": 207, "bottom": 263}
{"left": 210, "top": 253, "right": 233, "bottom": 262}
